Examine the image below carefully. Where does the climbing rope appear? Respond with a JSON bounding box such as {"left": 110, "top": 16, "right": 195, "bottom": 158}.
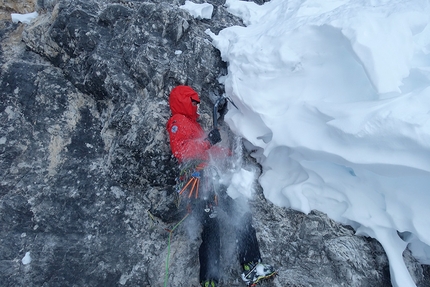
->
{"left": 163, "top": 212, "right": 190, "bottom": 287}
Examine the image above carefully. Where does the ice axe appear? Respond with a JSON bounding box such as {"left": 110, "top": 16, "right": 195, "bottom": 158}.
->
{"left": 211, "top": 93, "right": 238, "bottom": 129}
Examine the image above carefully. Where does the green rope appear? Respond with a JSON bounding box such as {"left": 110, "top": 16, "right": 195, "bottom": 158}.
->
{"left": 164, "top": 213, "right": 190, "bottom": 287}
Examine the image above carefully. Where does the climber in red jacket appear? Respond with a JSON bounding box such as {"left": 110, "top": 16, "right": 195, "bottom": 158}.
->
{"left": 166, "top": 85, "right": 276, "bottom": 287}
{"left": 167, "top": 85, "right": 228, "bottom": 163}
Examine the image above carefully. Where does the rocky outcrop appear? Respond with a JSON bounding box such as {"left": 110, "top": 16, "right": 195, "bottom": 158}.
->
{"left": 0, "top": 0, "right": 429, "bottom": 286}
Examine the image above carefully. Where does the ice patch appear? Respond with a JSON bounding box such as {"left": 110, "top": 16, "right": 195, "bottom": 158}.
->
{"left": 22, "top": 252, "right": 31, "bottom": 265}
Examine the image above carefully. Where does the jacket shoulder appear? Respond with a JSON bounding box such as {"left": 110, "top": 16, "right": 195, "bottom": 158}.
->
{"left": 167, "top": 114, "right": 195, "bottom": 134}
{"left": 167, "top": 114, "right": 188, "bottom": 128}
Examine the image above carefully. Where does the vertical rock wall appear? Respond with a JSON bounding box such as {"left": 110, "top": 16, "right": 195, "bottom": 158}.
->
{"left": 0, "top": 0, "right": 429, "bottom": 286}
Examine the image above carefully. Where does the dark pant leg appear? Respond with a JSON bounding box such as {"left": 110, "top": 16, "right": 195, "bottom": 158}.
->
{"left": 236, "top": 212, "right": 261, "bottom": 266}
{"left": 199, "top": 208, "right": 221, "bottom": 282}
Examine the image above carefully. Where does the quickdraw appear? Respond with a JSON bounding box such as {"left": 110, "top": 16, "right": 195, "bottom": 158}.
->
{"left": 178, "top": 171, "right": 200, "bottom": 199}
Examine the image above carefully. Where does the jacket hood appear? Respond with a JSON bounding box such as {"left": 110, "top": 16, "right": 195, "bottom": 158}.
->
{"left": 169, "top": 86, "right": 200, "bottom": 120}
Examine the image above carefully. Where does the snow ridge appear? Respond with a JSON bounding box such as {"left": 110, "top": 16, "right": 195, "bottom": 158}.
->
{"left": 210, "top": 1, "right": 430, "bottom": 286}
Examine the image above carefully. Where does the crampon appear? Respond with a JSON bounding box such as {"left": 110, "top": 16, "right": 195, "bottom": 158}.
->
{"left": 247, "top": 271, "right": 277, "bottom": 286}
{"left": 242, "top": 261, "right": 277, "bottom": 287}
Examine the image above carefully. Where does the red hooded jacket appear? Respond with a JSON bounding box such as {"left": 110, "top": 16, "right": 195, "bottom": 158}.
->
{"left": 166, "top": 86, "right": 229, "bottom": 163}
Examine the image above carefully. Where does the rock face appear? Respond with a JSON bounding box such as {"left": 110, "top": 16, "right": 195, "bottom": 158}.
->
{"left": 1, "top": 0, "right": 35, "bottom": 14}
{"left": 0, "top": 0, "right": 429, "bottom": 286}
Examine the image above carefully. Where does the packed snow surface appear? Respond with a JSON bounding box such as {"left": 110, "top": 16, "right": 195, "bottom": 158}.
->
{"left": 11, "top": 12, "right": 38, "bottom": 24}
{"left": 208, "top": 1, "right": 430, "bottom": 287}
{"left": 226, "top": 168, "right": 256, "bottom": 199}
{"left": 180, "top": 1, "right": 214, "bottom": 20}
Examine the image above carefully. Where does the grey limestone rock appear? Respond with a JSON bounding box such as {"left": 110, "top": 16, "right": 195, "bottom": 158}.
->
{"left": 0, "top": 0, "right": 429, "bottom": 286}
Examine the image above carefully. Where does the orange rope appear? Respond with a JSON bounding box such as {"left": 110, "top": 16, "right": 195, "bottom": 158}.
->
{"left": 195, "top": 178, "right": 199, "bottom": 199}
{"left": 179, "top": 178, "right": 194, "bottom": 195}
{"left": 188, "top": 178, "right": 198, "bottom": 198}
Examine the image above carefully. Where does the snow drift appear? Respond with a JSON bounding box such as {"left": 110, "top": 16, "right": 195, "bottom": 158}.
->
{"left": 207, "top": 0, "right": 430, "bottom": 286}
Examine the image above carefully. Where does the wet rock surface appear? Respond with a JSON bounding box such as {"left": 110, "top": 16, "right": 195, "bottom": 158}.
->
{"left": 0, "top": 0, "right": 429, "bottom": 286}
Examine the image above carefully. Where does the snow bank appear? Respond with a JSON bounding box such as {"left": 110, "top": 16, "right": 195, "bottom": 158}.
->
{"left": 179, "top": 1, "right": 213, "bottom": 20}
{"left": 209, "top": 0, "right": 430, "bottom": 286}
{"left": 11, "top": 12, "right": 38, "bottom": 24}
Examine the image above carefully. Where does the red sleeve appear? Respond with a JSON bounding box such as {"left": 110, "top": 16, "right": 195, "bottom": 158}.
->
{"left": 167, "top": 115, "right": 211, "bottom": 162}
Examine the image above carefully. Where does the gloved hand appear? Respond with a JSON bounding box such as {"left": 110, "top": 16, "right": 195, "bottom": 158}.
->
{"left": 207, "top": 129, "right": 221, "bottom": 145}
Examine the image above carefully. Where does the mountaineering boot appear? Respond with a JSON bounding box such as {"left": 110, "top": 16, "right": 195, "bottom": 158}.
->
{"left": 241, "top": 261, "right": 277, "bottom": 286}
{"left": 201, "top": 279, "right": 216, "bottom": 287}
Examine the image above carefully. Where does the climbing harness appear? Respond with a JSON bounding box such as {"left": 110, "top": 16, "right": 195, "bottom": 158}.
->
{"left": 176, "top": 161, "right": 206, "bottom": 199}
